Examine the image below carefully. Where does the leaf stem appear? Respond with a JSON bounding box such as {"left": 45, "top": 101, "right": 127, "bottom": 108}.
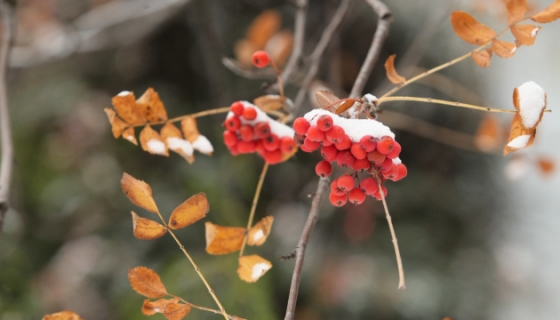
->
{"left": 378, "top": 96, "right": 517, "bottom": 113}
{"left": 239, "top": 162, "right": 269, "bottom": 257}
{"left": 169, "top": 294, "right": 245, "bottom": 319}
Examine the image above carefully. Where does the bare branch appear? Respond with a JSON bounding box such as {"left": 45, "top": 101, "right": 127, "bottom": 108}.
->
{"left": 0, "top": 1, "right": 14, "bottom": 236}
{"left": 221, "top": 57, "right": 276, "bottom": 79}
{"left": 279, "top": 0, "right": 308, "bottom": 85}
{"left": 284, "top": 177, "right": 330, "bottom": 320}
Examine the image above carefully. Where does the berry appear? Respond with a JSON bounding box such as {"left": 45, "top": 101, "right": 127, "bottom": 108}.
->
{"left": 264, "top": 149, "right": 282, "bottom": 164}
{"left": 315, "top": 160, "right": 332, "bottom": 177}
{"left": 243, "top": 107, "right": 257, "bottom": 120}
{"left": 224, "top": 116, "right": 241, "bottom": 131}
{"left": 330, "top": 179, "right": 346, "bottom": 196}
{"left": 382, "top": 164, "right": 400, "bottom": 180}
{"left": 377, "top": 157, "right": 394, "bottom": 173}
{"left": 367, "top": 150, "right": 386, "bottom": 164}
{"left": 237, "top": 140, "right": 256, "bottom": 154}
{"left": 322, "top": 138, "right": 333, "bottom": 147}
{"left": 360, "top": 177, "right": 378, "bottom": 195}
{"left": 303, "top": 137, "right": 321, "bottom": 151}
{"left": 293, "top": 117, "right": 310, "bottom": 135}
{"left": 293, "top": 133, "right": 305, "bottom": 145}
{"left": 252, "top": 51, "right": 270, "bottom": 68}
{"left": 223, "top": 130, "right": 238, "bottom": 147}
{"left": 280, "top": 136, "right": 296, "bottom": 154}
{"left": 334, "top": 135, "right": 352, "bottom": 151}
{"left": 348, "top": 188, "right": 366, "bottom": 205}
{"left": 329, "top": 193, "right": 347, "bottom": 207}
{"left": 336, "top": 150, "right": 355, "bottom": 168}
{"left": 306, "top": 126, "right": 325, "bottom": 142}
{"left": 377, "top": 136, "right": 395, "bottom": 154}
{"left": 254, "top": 122, "right": 271, "bottom": 139}
{"left": 239, "top": 124, "right": 254, "bottom": 142}
{"left": 359, "top": 135, "right": 377, "bottom": 152}
{"left": 373, "top": 185, "right": 388, "bottom": 200}
{"left": 386, "top": 141, "right": 401, "bottom": 159}
{"left": 325, "top": 125, "right": 345, "bottom": 143}
{"left": 350, "top": 143, "right": 367, "bottom": 160}
{"left": 317, "top": 114, "right": 334, "bottom": 132}
{"left": 352, "top": 158, "right": 371, "bottom": 171}
{"left": 255, "top": 140, "right": 266, "bottom": 156}
{"left": 231, "top": 102, "right": 244, "bottom": 116}
{"left": 337, "top": 174, "right": 355, "bottom": 192}
{"left": 393, "top": 163, "right": 408, "bottom": 181}
{"left": 263, "top": 134, "right": 280, "bottom": 151}
{"left": 320, "top": 145, "right": 338, "bottom": 162}
{"left": 229, "top": 145, "right": 239, "bottom": 155}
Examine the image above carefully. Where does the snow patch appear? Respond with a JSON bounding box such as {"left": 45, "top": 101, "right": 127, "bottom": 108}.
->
{"left": 192, "top": 135, "right": 214, "bottom": 155}
{"left": 253, "top": 229, "right": 264, "bottom": 242}
{"left": 167, "top": 137, "right": 193, "bottom": 156}
{"left": 226, "top": 101, "right": 295, "bottom": 138}
{"left": 146, "top": 139, "right": 167, "bottom": 155}
{"left": 251, "top": 262, "right": 271, "bottom": 280}
{"left": 118, "top": 91, "right": 131, "bottom": 97}
{"left": 507, "top": 135, "right": 531, "bottom": 149}
{"left": 517, "top": 81, "right": 546, "bottom": 129}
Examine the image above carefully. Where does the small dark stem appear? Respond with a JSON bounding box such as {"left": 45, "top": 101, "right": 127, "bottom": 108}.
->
{"left": 284, "top": 177, "right": 329, "bottom": 320}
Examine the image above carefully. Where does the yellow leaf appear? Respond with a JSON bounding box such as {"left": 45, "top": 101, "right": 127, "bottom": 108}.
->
{"left": 163, "top": 303, "right": 191, "bottom": 320}
{"left": 247, "top": 216, "right": 274, "bottom": 246}
{"left": 160, "top": 122, "right": 194, "bottom": 164}
{"left": 128, "top": 266, "right": 168, "bottom": 298}
{"left": 531, "top": 0, "right": 560, "bottom": 23}
{"left": 140, "top": 125, "right": 169, "bottom": 156}
{"left": 511, "top": 24, "right": 541, "bottom": 46}
{"left": 104, "top": 108, "right": 129, "bottom": 138}
{"left": 237, "top": 255, "right": 272, "bottom": 283}
{"left": 42, "top": 311, "right": 84, "bottom": 320}
{"left": 505, "top": 0, "right": 527, "bottom": 25}
{"left": 131, "top": 211, "right": 167, "bottom": 240}
{"left": 121, "top": 127, "right": 138, "bottom": 145}
{"left": 136, "top": 88, "right": 168, "bottom": 123}
{"left": 314, "top": 90, "right": 340, "bottom": 109}
{"left": 181, "top": 116, "right": 200, "bottom": 143}
{"left": 112, "top": 91, "right": 147, "bottom": 126}
{"left": 246, "top": 10, "right": 281, "bottom": 49}
{"left": 121, "top": 172, "right": 159, "bottom": 214}
{"left": 205, "top": 222, "right": 246, "bottom": 255}
{"left": 168, "top": 193, "right": 209, "bottom": 230}
{"left": 471, "top": 48, "right": 493, "bottom": 68}
{"left": 492, "top": 39, "right": 517, "bottom": 58}
{"left": 451, "top": 11, "right": 496, "bottom": 45}
{"left": 253, "top": 95, "right": 288, "bottom": 112}
{"left": 142, "top": 298, "right": 179, "bottom": 316}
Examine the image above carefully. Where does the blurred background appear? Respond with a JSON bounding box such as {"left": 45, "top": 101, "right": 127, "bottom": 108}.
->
{"left": 1, "top": 0, "right": 559, "bottom": 319}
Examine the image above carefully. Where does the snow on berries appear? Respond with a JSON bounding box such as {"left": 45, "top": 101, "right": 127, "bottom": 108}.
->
{"left": 223, "top": 101, "right": 296, "bottom": 164}
{"left": 294, "top": 109, "right": 407, "bottom": 206}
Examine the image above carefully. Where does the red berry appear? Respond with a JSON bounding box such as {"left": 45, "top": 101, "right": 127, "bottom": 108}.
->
{"left": 348, "top": 188, "right": 366, "bottom": 205}
{"left": 303, "top": 137, "right": 321, "bottom": 151}
{"left": 322, "top": 138, "right": 333, "bottom": 147}
{"left": 377, "top": 157, "right": 394, "bottom": 173}
{"left": 325, "top": 125, "right": 345, "bottom": 143}
{"left": 317, "top": 114, "right": 334, "bottom": 132}
{"left": 330, "top": 179, "right": 346, "bottom": 196}
{"left": 254, "top": 122, "right": 271, "bottom": 139}
{"left": 315, "top": 160, "right": 332, "bottom": 177}
{"left": 386, "top": 141, "right": 401, "bottom": 159}
{"left": 263, "top": 134, "right": 280, "bottom": 151}
{"left": 293, "top": 133, "right": 305, "bottom": 146}
{"left": 334, "top": 135, "right": 352, "bottom": 151}
{"left": 350, "top": 143, "right": 367, "bottom": 160}
{"left": 243, "top": 107, "right": 257, "bottom": 120}
{"left": 252, "top": 50, "right": 270, "bottom": 68}
{"left": 280, "top": 136, "right": 296, "bottom": 154}
{"left": 293, "top": 117, "right": 310, "bottom": 135}
{"left": 382, "top": 164, "right": 400, "bottom": 180}
{"left": 320, "top": 145, "right": 338, "bottom": 162}
{"left": 337, "top": 175, "right": 355, "bottom": 192}
{"left": 377, "top": 136, "right": 395, "bottom": 154}
{"left": 336, "top": 150, "right": 355, "bottom": 168}
{"left": 393, "top": 163, "right": 408, "bottom": 181}
{"left": 359, "top": 135, "right": 377, "bottom": 152}
{"left": 239, "top": 124, "right": 254, "bottom": 142}
{"left": 224, "top": 116, "right": 241, "bottom": 131}
{"left": 223, "top": 130, "right": 238, "bottom": 147}
{"left": 237, "top": 140, "right": 256, "bottom": 154}
{"left": 352, "top": 158, "right": 371, "bottom": 171}
{"left": 255, "top": 140, "right": 266, "bottom": 156}
{"left": 329, "top": 192, "right": 347, "bottom": 207}
{"left": 229, "top": 144, "right": 239, "bottom": 155}
{"left": 367, "top": 150, "right": 386, "bottom": 164}
{"left": 231, "top": 102, "right": 244, "bottom": 116}
{"left": 373, "top": 185, "right": 388, "bottom": 200}
{"left": 264, "top": 149, "right": 282, "bottom": 164}
{"left": 306, "top": 126, "right": 325, "bottom": 142}
{"left": 360, "top": 177, "right": 378, "bottom": 195}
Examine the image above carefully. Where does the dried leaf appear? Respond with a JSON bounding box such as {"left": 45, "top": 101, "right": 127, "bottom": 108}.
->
{"left": 335, "top": 99, "right": 358, "bottom": 115}
{"left": 161, "top": 122, "right": 194, "bottom": 164}
{"left": 128, "top": 266, "right": 168, "bottom": 298}
{"left": 503, "top": 113, "right": 536, "bottom": 155}
{"left": 511, "top": 24, "right": 541, "bottom": 46}
{"left": 265, "top": 30, "right": 294, "bottom": 66}
{"left": 492, "top": 39, "right": 517, "bottom": 58}
{"left": 142, "top": 298, "right": 179, "bottom": 316}
{"left": 451, "top": 11, "right": 497, "bottom": 45}
{"left": 234, "top": 39, "right": 258, "bottom": 68}
{"left": 531, "top": 0, "right": 560, "bottom": 23}
{"left": 512, "top": 81, "right": 547, "bottom": 129}
{"left": 246, "top": 10, "right": 281, "bottom": 49}
{"left": 140, "top": 125, "right": 169, "bottom": 156}
{"left": 122, "top": 127, "right": 138, "bottom": 145}
{"left": 112, "top": 91, "right": 147, "bottom": 125}
{"left": 104, "top": 108, "right": 129, "bottom": 138}
{"left": 537, "top": 157, "right": 555, "bottom": 176}
{"left": 205, "top": 222, "right": 246, "bottom": 255}
{"left": 506, "top": 0, "right": 527, "bottom": 25}
{"left": 253, "top": 95, "right": 287, "bottom": 112}
{"left": 237, "top": 255, "right": 272, "bottom": 283}
{"left": 181, "top": 116, "right": 200, "bottom": 143}
{"left": 471, "top": 48, "right": 493, "bottom": 68}
{"left": 121, "top": 172, "right": 159, "bottom": 214}
{"left": 168, "top": 193, "right": 209, "bottom": 230}
{"left": 136, "top": 88, "right": 168, "bottom": 123}
{"left": 384, "top": 54, "right": 406, "bottom": 84}
{"left": 131, "top": 211, "right": 167, "bottom": 240}
{"left": 191, "top": 135, "right": 214, "bottom": 156}
{"left": 164, "top": 303, "right": 191, "bottom": 320}
{"left": 315, "top": 90, "right": 340, "bottom": 109}
{"left": 247, "top": 216, "right": 274, "bottom": 246}
{"left": 42, "top": 311, "right": 84, "bottom": 320}
{"left": 474, "top": 115, "right": 503, "bottom": 152}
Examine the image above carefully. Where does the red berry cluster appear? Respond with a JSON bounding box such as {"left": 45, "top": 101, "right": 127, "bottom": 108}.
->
{"left": 223, "top": 101, "right": 296, "bottom": 164}
{"left": 293, "top": 109, "right": 407, "bottom": 206}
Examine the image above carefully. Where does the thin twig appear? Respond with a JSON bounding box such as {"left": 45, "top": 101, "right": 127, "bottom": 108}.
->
{"left": 169, "top": 294, "right": 246, "bottom": 320}
{"left": 279, "top": 0, "right": 308, "bottom": 85}
{"left": 0, "top": 1, "right": 14, "bottom": 236}
{"left": 222, "top": 57, "right": 276, "bottom": 79}
{"left": 284, "top": 177, "right": 329, "bottom": 320}
{"left": 239, "top": 162, "right": 269, "bottom": 257}
{"left": 378, "top": 96, "right": 521, "bottom": 113}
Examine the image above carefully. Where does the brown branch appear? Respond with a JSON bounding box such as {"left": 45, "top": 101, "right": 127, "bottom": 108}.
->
{"left": 283, "top": 177, "right": 330, "bottom": 320}
{"left": 279, "top": 0, "right": 308, "bottom": 86}
{"left": 0, "top": 1, "right": 14, "bottom": 236}
{"left": 221, "top": 57, "right": 276, "bottom": 79}
{"left": 348, "top": 0, "right": 392, "bottom": 99}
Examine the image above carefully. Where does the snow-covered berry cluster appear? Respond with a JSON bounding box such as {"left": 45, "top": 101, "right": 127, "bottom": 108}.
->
{"left": 223, "top": 101, "right": 296, "bottom": 164}
{"left": 293, "top": 109, "right": 407, "bottom": 206}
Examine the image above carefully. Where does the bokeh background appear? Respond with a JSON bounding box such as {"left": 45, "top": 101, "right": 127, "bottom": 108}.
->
{"left": 1, "top": 0, "right": 560, "bottom": 319}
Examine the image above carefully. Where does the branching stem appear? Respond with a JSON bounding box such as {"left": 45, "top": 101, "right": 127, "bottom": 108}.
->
{"left": 239, "top": 162, "right": 269, "bottom": 257}
{"left": 169, "top": 294, "right": 246, "bottom": 320}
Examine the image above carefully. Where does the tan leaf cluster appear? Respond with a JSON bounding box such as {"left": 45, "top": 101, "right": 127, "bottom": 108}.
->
{"left": 237, "top": 255, "right": 272, "bottom": 283}
{"left": 42, "top": 311, "right": 84, "bottom": 320}
{"left": 128, "top": 266, "right": 168, "bottom": 298}
{"left": 384, "top": 54, "right": 406, "bottom": 85}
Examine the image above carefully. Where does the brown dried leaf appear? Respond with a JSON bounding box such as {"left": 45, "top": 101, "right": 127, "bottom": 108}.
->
{"left": 237, "top": 255, "right": 272, "bottom": 283}
{"left": 315, "top": 90, "right": 340, "bottom": 109}
{"left": 537, "top": 157, "right": 555, "bottom": 176}
{"left": 161, "top": 122, "right": 194, "bottom": 164}
{"left": 531, "top": 0, "right": 560, "bottom": 23}
{"left": 104, "top": 108, "right": 129, "bottom": 138}
{"left": 247, "top": 216, "right": 274, "bottom": 246}
{"left": 253, "top": 95, "right": 287, "bottom": 112}
{"left": 142, "top": 298, "right": 179, "bottom": 316}
{"left": 451, "top": 11, "right": 497, "bottom": 45}
{"left": 512, "top": 83, "right": 546, "bottom": 129}
{"left": 471, "top": 48, "right": 493, "bottom": 68}
{"left": 121, "top": 172, "right": 159, "bottom": 214}
{"left": 335, "top": 99, "right": 358, "bottom": 115}
{"left": 492, "top": 39, "right": 517, "bottom": 58}
{"left": 128, "top": 266, "right": 167, "bottom": 298}
{"left": 140, "top": 125, "right": 169, "bottom": 156}
{"left": 181, "top": 116, "right": 200, "bottom": 143}
{"left": 112, "top": 91, "right": 147, "bottom": 126}
{"left": 234, "top": 39, "right": 258, "bottom": 68}
{"left": 131, "top": 211, "right": 167, "bottom": 240}
{"left": 42, "top": 311, "right": 84, "bottom": 320}
{"left": 205, "top": 222, "right": 246, "bottom": 255}
{"left": 136, "top": 88, "right": 168, "bottom": 123}
{"left": 121, "top": 127, "right": 138, "bottom": 145}
{"left": 266, "top": 30, "right": 294, "bottom": 67}
{"left": 246, "top": 10, "right": 281, "bottom": 49}
{"left": 511, "top": 24, "right": 541, "bottom": 45}
{"left": 503, "top": 113, "right": 536, "bottom": 155}
{"left": 168, "top": 193, "right": 209, "bottom": 230}
{"left": 384, "top": 54, "right": 406, "bottom": 84}
{"left": 164, "top": 303, "right": 191, "bottom": 320}
{"left": 506, "top": 0, "right": 527, "bottom": 25}
{"left": 474, "top": 115, "right": 503, "bottom": 152}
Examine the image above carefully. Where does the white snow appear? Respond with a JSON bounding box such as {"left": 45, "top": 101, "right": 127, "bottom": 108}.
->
{"left": 392, "top": 158, "right": 402, "bottom": 165}
{"left": 146, "top": 139, "right": 167, "bottom": 155}
{"left": 510, "top": 46, "right": 517, "bottom": 54}
{"left": 507, "top": 134, "right": 531, "bottom": 149}
{"left": 531, "top": 27, "right": 540, "bottom": 37}
{"left": 517, "top": 81, "right": 546, "bottom": 129}
{"left": 504, "top": 156, "right": 528, "bottom": 180}
{"left": 117, "top": 91, "right": 131, "bottom": 97}
{"left": 251, "top": 262, "right": 271, "bottom": 280}
{"left": 303, "top": 109, "right": 395, "bottom": 141}
{"left": 253, "top": 229, "right": 264, "bottom": 242}
{"left": 167, "top": 137, "right": 193, "bottom": 156}
{"left": 192, "top": 135, "right": 214, "bottom": 155}
{"left": 226, "top": 101, "right": 295, "bottom": 138}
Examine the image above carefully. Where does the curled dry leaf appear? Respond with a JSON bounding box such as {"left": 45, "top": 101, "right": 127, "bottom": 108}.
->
{"left": 237, "top": 255, "right": 272, "bottom": 283}
{"left": 471, "top": 48, "right": 493, "bottom": 68}
{"left": 315, "top": 90, "right": 340, "bottom": 110}
{"left": 335, "top": 99, "right": 359, "bottom": 115}
{"left": 42, "top": 311, "right": 84, "bottom": 320}
{"left": 492, "top": 39, "right": 517, "bottom": 58}
{"left": 160, "top": 122, "right": 194, "bottom": 164}
{"left": 181, "top": 116, "right": 200, "bottom": 143}
{"left": 136, "top": 88, "right": 168, "bottom": 123}
{"left": 191, "top": 135, "right": 214, "bottom": 156}
{"left": 253, "top": 94, "right": 288, "bottom": 112}
{"left": 265, "top": 30, "right": 294, "bottom": 67}
{"left": 246, "top": 10, "right": 281, "bottom": 50}
{"left": 112, "top": 91, "right": 147, "bottom": 126}
{"left": 163, "top": 303, "right": 191, "bottom": 320}
{"left": 531, "top": 0, "right": 560, "bottom": 23}
{"left": 513, "top": 81, "right": 546, "bottom": 129}
{"left": 121, "top": 172, "right": 159, "bottom": 214}
{"left": 205, "top": 222, "right": 246, "bottom": 255}
{"left": 474, "top": 115, "right": 503, "bottom": 152}
{"left": 104, "top": 108, "right": 129, "bottom": 138}
{"left": 131, "top": 211, "right": 167, "bottom": 240}
{"left": 511, "top": 24, "right": 541, "bottom": 46}
{"left": 384, "top": 54, "right": 406, "bottom": 85}
{"left": 537, "top": 157, "right": 555, "bottom": 176}
{"left": 140, "top": 125, "right": 169, "bottom": 156}
{"left": 504, "top": 113, "right": 536, "bottom": 155}
{"left": 168, "top": 193, "right": 209, "bottom": 230}
{"left": 451, "top": 11, "right": 496, "bottom": 45}
{"left": 128, "top": 266, "right": 168, "bottom": 298}
{"left": 506, "top": 0, "right": 528, "bottom": 25}
{"left": 121, "top": 127, "right": 138, "bottom": 145}
{"left": 142, "top": 298, "right": 180, "bottom": 316}
{"left": 247, "top": 216, "right": 274, "bottom": 246}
